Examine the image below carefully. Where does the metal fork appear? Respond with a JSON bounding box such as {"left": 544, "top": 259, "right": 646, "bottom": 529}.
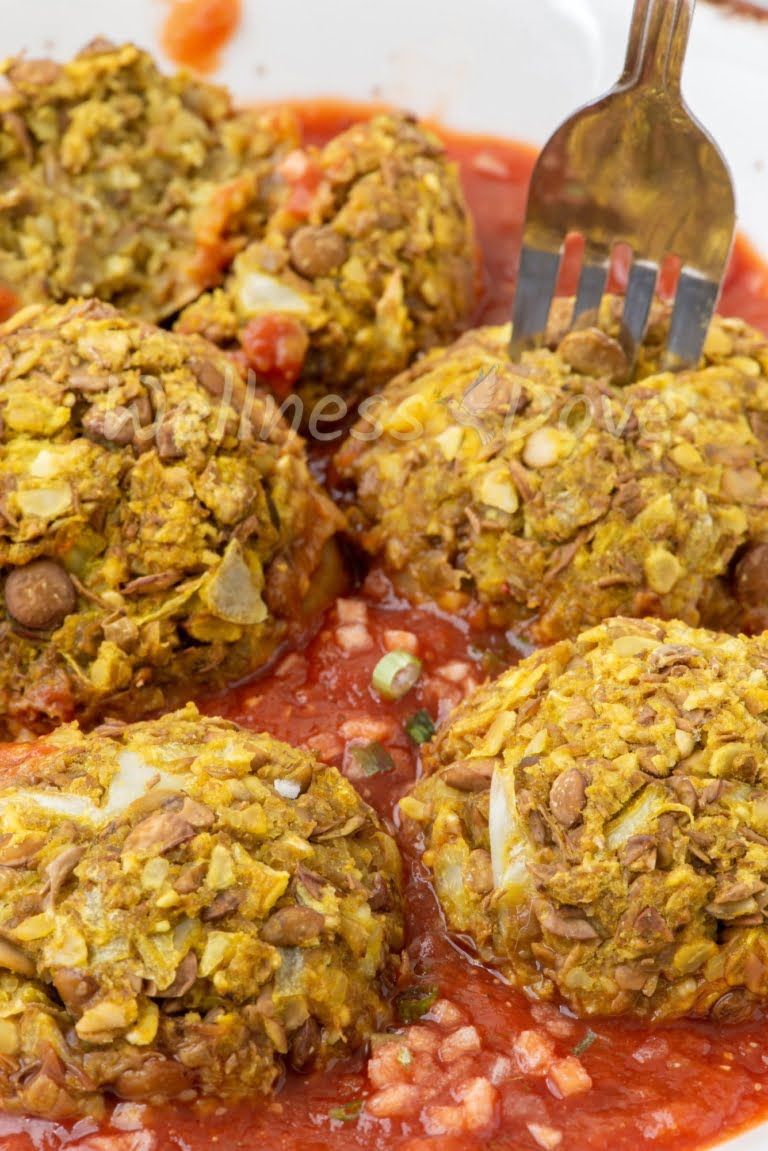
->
{"left": 510, "top": 0, "right": 735, "bottom": 367}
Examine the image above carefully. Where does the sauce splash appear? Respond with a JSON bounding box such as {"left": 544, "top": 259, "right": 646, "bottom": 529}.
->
{"left": 161, "top": 0, "right": 242, "bottom": 73}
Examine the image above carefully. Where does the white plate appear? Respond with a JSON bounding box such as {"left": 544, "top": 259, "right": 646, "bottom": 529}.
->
{"left": 2, "top": 2, "right": 768, "bottom": 1149}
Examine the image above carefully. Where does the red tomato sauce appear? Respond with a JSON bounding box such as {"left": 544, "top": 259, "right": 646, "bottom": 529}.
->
{"left": 3, "top": 102, "right": 768, "bottom": 1151}
{"left": 161, "top": 0, "right": 242, "bottom": 74}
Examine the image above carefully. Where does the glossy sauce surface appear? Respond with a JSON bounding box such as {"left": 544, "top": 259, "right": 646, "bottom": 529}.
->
{"left": 3, "top": 104, "right": 768, "bottom": 1151}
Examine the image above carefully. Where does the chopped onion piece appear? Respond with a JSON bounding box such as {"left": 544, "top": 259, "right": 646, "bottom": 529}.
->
{"left": 605, "top": 783, "right": 669, "bottom": 850}
{"left": 16, "top": 485, "right": 72, "bottom": 520}
{"left": 0, "top": 750, "right": 189, "bottom": 827}
{"left": 239, "top": 272, "right": 311, "bottom": 316}
{"left": 489, "top": 766, "right": 532, "bottom": 900}
{"left": 274, "top": 778, "right": 301, "bottom": 800}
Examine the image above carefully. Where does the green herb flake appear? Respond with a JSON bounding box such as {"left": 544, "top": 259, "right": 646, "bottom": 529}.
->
{"left": 405, "top": 709, "right": 436, "bottom": 745}
{"left": 572, "top": 1028, "right": 598, "bottom": 1057}
{"left": 350, "top": 741, "right": 395, "bottom": 777}
{"left": 394, "top": 982, "right": 440, "bottom": 1024}
{"left": 329, "top": 1099, "right": 363, "bottom": 1123}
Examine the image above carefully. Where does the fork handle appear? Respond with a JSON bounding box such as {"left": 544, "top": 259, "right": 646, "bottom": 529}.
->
{"left": 621, "top": 0, "right": 695, "bottom": 94}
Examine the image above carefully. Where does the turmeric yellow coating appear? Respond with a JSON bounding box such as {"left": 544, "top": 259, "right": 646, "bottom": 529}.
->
{"left": 0, "top": 299, "right": 344, "bottom": 736}
{"left": 0, "top": 40, "right": 298, "bottom": 321}
{"left": 405, "top": 617, "right": 768, "bottom": 1022}
{"left": 177, "top": 113, "right": 477, "bottom": 399}
{"left": 0, "top": 706, "right": 403, "bottom": 1118}
{"left": 336, "top": 301, "right": 768, "bottom": 641}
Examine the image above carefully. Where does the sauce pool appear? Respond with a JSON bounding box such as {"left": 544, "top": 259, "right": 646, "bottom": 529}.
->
{"left": 3, "top": 102, "right": 768, "bottom": 1151}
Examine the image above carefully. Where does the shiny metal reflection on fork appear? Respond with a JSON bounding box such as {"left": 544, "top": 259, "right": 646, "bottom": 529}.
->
{"left": 510, "top": 0, "right": 736, "bottom": 369}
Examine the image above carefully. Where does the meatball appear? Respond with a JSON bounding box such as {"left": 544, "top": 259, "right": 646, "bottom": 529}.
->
{"left": 335, "top": 301, "right": 768, "bottom": 641}
{"left": 404, "top": 617, "right": 768, "bottom": 1022}
{"left": 0, "top": 40, "right": 298, "bottom": 322}
{"left": 0, "top": 705, "right": 403, "bottom": 1118}
{"left": 177, "top": 113, "right": 477, "bottom": 401}
{"left": 0, "top": 299, "right": 344, "bottom": 736}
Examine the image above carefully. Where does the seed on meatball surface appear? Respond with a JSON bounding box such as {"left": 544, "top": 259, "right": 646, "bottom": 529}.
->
{"left": 335, "top": 299, "right": 768, "bottom": 641}
{"left": 0, "top": 299, "right": 344, "bottom": 737}
{"left": 405, "top": 618, "right": 768, "bottom": 1022}
{"left": 177, "top": 113, "right": 477, "bottom": 400}
{"left": 0, "top": 705, "right": 404, "bottom": 1119}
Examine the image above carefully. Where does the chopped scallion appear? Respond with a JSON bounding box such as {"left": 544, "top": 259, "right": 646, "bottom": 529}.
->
{"left": 329, "top": 1099, "right": 363, "bottom": 1122}
{"left": 394, "top": 982, "right": 439, "bottom": 1024}
{"left": 405, "top": 709, "right": 436, "bottom": 745}
{"left": 371, "top": 650, "right": 422, "bottom": 701}
{"left": 572, "top": 1028, "right": 598, "bottom": 1057}
{"left": 350, "top": 741, "right": 395, "bottom": 777}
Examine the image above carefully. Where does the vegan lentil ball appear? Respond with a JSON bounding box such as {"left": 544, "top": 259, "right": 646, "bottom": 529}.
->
{"left": 404, "top": 617, "right": 768, "bottom": 1022}
{"left": 176, "top": 113, "right": 477, "bottom": 401}
{"left": 0, "top": 705, "right": 403, "bottom": 1118}
{"left": 335, "top": 299, "right": 768, "bottom": 642}
{"left": 0, "top": 40, "right": 299, "bottom": 321}
{"left": 0, "top": 298, "right": 345, "bottom": 737}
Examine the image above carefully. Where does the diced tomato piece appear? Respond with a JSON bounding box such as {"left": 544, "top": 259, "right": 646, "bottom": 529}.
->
{"left": 240, "top": 314, "right": 309, "bottom": 397}
{"left": 190, "top": 175, "right": 254, "bottom": 288}
{"left": 189, "top": 240, "right": 241, "bottom": 289}
{"left": 277, "top": 149, "right": 324, "bottom": 217}
{"left": 0, "top": 738, "right": 61, "bottom": 786}
{"left": 0, "top": 285, "right": 18, "bottom": 323}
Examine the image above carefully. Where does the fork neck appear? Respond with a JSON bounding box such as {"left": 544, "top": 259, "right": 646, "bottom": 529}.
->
{"left": 620, "top": 0, "right": 695, "bottom": 96}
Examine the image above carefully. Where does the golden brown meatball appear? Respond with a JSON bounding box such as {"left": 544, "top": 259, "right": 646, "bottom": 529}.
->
{"left": 0, "top": 40, "right": 298, "bottom": 321}
{"left": 0, "top": 706, "right": 403, "bottom": 1118}
{"left": 404, "top": 617, "right": 768, "bottom": 1022}
{"left": 0, "top": 299, "right": 344, "bottom": 736}
{"left": 177, "top": 113, "right": 477, "bottom": 401}
{"left": 336, "top": 302, "right": 768, "bottom": 641}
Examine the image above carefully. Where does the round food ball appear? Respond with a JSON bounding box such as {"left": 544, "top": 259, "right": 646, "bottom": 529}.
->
{"left": 405, "top": 617, "right": 768, "bottom": 1022}
{"left": 0, "top": 299, "right": 344, "bottom": 736}
{"left": 335, "top": 301, "right": 768, "bottom": 641}
{"left": 177, "top": 113, "right": 477, "bottom": 400}
{"left": 0, "top": 705, "right": 403, "bottom": 1118}
{"left": 0, "top": 40, "right": 298, "bottom": 321}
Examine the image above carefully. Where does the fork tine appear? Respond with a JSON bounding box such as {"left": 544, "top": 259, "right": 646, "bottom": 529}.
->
{"left": 665, "top": 269, "right": 720, "bottom": 368}
{"left": 621, "top": 259, "right": 658, "bottom": 349}
{"left": 510, "top": 245, "right": 561, "bottom": 356}
{"left": 619, "top": 0, "right": 650, "bottom": 84}
{"left": 573, "top": 259, "right": 609, "bottom": 324}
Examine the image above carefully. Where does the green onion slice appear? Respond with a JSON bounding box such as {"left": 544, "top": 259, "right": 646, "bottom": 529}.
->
{"left": 371, "top": 650, "right": 422, "bottom": 701}
{"left": 572, "top": 1028, "right": 598, "bottom": 1057}
{"left": 405, "top": 709, "right": 436, "bottom": 744}
{"left": 394, "top": 982, "right": 439, "bottom": 1024}
{"left": 329, "top": 1099, "right": 363, "bottom": 1122}
{"left": 350, "top": 741, "right": 395, "bottom": 777}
